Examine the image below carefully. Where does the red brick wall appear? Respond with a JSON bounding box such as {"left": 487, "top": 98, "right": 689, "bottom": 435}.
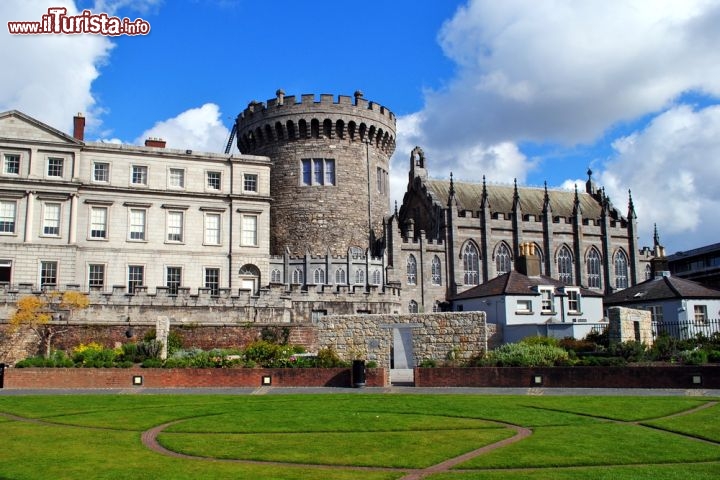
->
{"left": 415, "top": 366, "right": 720, "bottom": 389}
{"left": 4, "top": 367, "right": 386, "bottom": 389}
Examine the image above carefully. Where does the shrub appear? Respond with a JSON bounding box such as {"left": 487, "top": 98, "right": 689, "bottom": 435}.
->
{"left": 585, "top": 328, "right": 609, "bottom": 348}
{"left": 610, "top": 340, "right": 647, "bottom": 362}
{"left": 483, "top": 342, "right": 569, "bottom": 367}
{"left": 559, "top": 337, "right": 597, "bottom": 353}
{"left": 679, "top": 349, "right": 708, "bottom": 365}
{"left": 419, "top": 358, "right": 437, "bottom": 368}
{"left": 521, "top": 335, "right": 560, "bottom": 347}
{"left": 141, "top": 358, "right": 163, "bottom": 368}
{"left": 137, "top": 339, "right": 163, "bottom": 360}
{"left": 315, "top": 346, "right": 345, "bottom": 368}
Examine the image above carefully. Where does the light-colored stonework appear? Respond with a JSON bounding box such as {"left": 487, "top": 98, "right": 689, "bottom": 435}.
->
{"left": 607, "top": 306, "right": 654, "bottom": 346}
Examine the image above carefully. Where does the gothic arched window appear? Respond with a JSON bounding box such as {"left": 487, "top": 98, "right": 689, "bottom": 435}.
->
{"left": 371, "top": 269, "right": 382, "bottom": 285}
{"left": 557, "top": 246, "right": 573, "bottom": 285}
{"left": 407, "top": 255, "right": 417, "bottom": 285}
{"left": 355, "top": 269, "right": 365, "bottom": 285}
{"left": 291, "top": 267, "right": 303, "bottom": 285}
{"left": 463, "top": 242, "right": 480, "bottom": 285}
{"left": 431, "top": 256, "right": 441, "bottom": 285}
{"left": 335, "top": 268, "right": 347, "bottom": 284}
{"left": 615, "top": 250, "right": 629, "bottom": 289}
{"left": 270, "top": 268, "right": 282, "bottom": 283}
{"left": 409, "top": 300, "right": 418, "bottom": 313}
{"left": 587, "top": 249, "right": 602, "bottom": 289}
{"left": 496, "top": 243, "right": 512, "bottom": 276}
{"left": 313, "top": 268, "right": 325, "bottom": 285}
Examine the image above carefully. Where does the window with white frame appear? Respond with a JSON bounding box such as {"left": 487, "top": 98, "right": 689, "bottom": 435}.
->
{"left": 335, "top": 268, "right": 346, "bottom": 284}
{"left": 614, "top": 250, "right": 629, "bottom": 289}
{"left": 128, "top": 209, "right": 146, "bottom": 240}
{"left": 406, "top": 254, "right": 417, "bottom": 285}
{"left": 166, "top": 211, "right": 184, "bottom": 242}
{"left": 431, "top": 255, "right": 441, "bottom": 285}
{"left": 243, "top": 173, "right": 257, "bottom": 192}
{"left": 313, "top": 268, "right": 325, "bottom": 284}
{"left": 166, "top": 266, "right": 182, "bottom": 295}
{"left": 408, "top": 300, "right": 419, "bottom": 313}
{"left": 127, "top": 265, "right": 144, "bottom": 294}
{"left": 271, "top": 268, "right": 282, "bottom": 283}
{"left": 647, "top": 305, "right": 663, "bottom": 323}
{"left": 495, "top": 243, "right": 512, "bottom": 276}
{"left": 204, "top": 267, "right": 220, "bottom": 295}
{"left": 301, "top": 158, "right": 335, "bottom": 186}
{"left": 47, "top": 157, "right": 64, "bottom": 177}
{"left": 131, "top": 165, "right": 148, "bottom": 185}
{"left": 540, "top": 287, "right": 554, "bottom": 313}
{"left": 3, "top": 154, "right": 20, "bottom": 175}
{"left": 463, "top": 243, "right": 480, "bottom": 285}
{"left": 355, "top": 268, "right": 365, "bottom": 285}
{"left": 88, "top": 264, "right": 105, "bottom": 289}
{"left": 557, "top": 246, "right": 573, "bottom": 285}
{"left": 168, "top": 168, "right": 185, "bottom": 188}
{"left": 516, "top": 299, "right": 532, "bottom": 313}
{"left": 371, "top": 269, "right": 382, "bottom": 285}
{"left": 694, "top": 304, "right": 708, "bottom": 324}
{"left": 291, "top": 267, "right": 303, "bottom": 284}
{"left": 42, "top": 203, "right": 61, "bottom": 236}
{"left": 241, "top": 214, "right": 257, "bottom": 246}
{"left": 206, "top": 171, "right": 221, "bottom": 190}
{"left": 40, "top": 261, "right": 57, "bottom": 288}
{"left": 204, "top": 213, "right": 221, "bottom": 245}
{"left": 587, "top": 249, "right": 602, "bottom": 289}
{"left": 93, "top": 162, "right": 109, "bottom": 182}
{"left": 566, "top": 289, "right": 581, "bottom": 313}
{"left": 89, "top": 207, "right": 107, "bottom": 239}
{"left": 0, "top": 200, "right": 16, "bottom": 233}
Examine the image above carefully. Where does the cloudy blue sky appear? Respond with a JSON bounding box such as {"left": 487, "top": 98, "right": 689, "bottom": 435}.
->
{"left": 2, "top": 0, "right": 720, "bottom": 254}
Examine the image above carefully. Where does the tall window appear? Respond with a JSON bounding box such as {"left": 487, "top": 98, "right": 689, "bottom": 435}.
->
{"left": 614, "top": 250, "right": 629, "bottom": 289}
{"left": 90, "top": 207, "right": 107, "bottom": 239}
{"left": 557, "top": 246, "right": 573, "bottom": 285}
{"left": 3, "top": 154, "right": 19, "bottom": 175}
{"left": 463, "top": 243, "right": 480, "bottom": 285}
{"left": 167, "top": 211, "right": 184, "bottom": 242}
{"left": 88, "top": 264, "right": 105, "bottom": 289}
{"left": 431, "top": 255, "right": 441, "bottom": 285}
{"left": 241, "top": 215, "right": 257, "bottom": 246}
{"left": 129, "top": 209, "right": 146, "bottom": 240}
{"left": 292, "top": 267, "right": 303, "bottom": 284}
{"left": 204, "top": 213, "right": 221, "bottom": 245}
{"left": 371, "top": 269, "right": 382, "bottom": 285}
{"left": 169, "top": 168, "right": 185, "bottom": 188}
{"left": 355, "top": 268, "right": 365, "bottom": 285}
{"left": 206, "top": 171, "right": 221, "bottom": 190}
{"left": 406, "top": 255, "right": 417, "bottom": 285}
{"left": 645, "top": 264, "right": 652, "bottom": 280}
{"left": 243, "top": 173, "right": 257, "bottom": 192}
{"left": 335, "top": 268, "right": 347, "bottom": 284}
{"left": 587, "top": 249, "right": 602, "bottom": 289}
{"left": 40, "top": 261, "right": 57, "bottom": 288}
{"left": 313, "top": 268, "right": 325, "bottom": 284}
{"left": 648, "top": 305, "right": 663, "bottom": 323}
{"left": 301, "top": 158, "right": 335, "bottom": 186}
{"left": 128, "top": 265, "right": 144, "bottom": 294}
{"left": 131, "top": 165, "right": 148, "bottom": 185}
{"left": 408, "top": 300, "right": 419, "bottom": 313}
{"left": 694, "top": 305, "right": 708, "bottom": 324}
{"left": 204, "top": 268, "right": 220, "bottom": 295}
{"left": 93, "top": 162, "right": 109, "bottom": 182}
{"left": 495, "top": 243, "right": 511, "bottom": 276}
{"left": 166, "top": 267, "right": 182, "bottom": 295}
{"left": 540, "top": 287, "right": 554, "bottom": 313}
{"left": 271, "top": 269, "right": 282, "bottom": 283}
{"left": 376, "top": 167, "right": 388, "bottom": 194}
{"left": 0, "top": 200, "right": 16, "bottom": 233}
{"left": 47, "top": 157, "right": 64, "bottom": 177}
{"left": 42, "top": 203, "right": 61, "bottom": 236}
{"left": 567, "top": 289, "right": 581, "bottom": 313}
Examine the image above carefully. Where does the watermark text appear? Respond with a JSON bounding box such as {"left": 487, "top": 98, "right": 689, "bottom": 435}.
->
{"left": 8, "top": 8, "right": 151, "bottom": 36}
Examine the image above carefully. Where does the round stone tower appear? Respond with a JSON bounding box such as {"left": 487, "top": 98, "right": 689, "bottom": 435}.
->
{"left": 235, "top": 90, "right": 396, "bottom": 256}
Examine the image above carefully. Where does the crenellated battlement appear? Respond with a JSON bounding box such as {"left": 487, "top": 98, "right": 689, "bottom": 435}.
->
{"left": 236, "top": 91, "right": 397, "bottom": 155}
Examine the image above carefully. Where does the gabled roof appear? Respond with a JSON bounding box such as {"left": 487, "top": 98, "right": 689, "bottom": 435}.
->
{"left": 604, "top": 275, "right": 720, "bottom": 305}
{"left": 452, "top": 271, "right": 603, "bottom": 300}
{"left": 0, "top": 110, "right": 83, "bottom": 145}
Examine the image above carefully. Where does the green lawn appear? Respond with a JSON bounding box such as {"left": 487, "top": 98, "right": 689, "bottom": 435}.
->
{"left": 0, "top": 394, "right": 718, "bottom": 480}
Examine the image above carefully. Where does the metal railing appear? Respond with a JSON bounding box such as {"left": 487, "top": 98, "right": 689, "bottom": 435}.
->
{"left": 652, "top": 319, "right": 720, "bottom": 339}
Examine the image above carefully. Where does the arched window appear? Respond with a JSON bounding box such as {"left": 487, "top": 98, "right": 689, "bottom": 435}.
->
{"left": 615, "top": 250, "right": 629, "bottom": 289}
{"left": 495, "top": 243, "right": 512, "bottom": 276}
{"left": 408, "top": 300, "right": 418, "bottom": 313}
{"left": 291, "top": 267, "right": 303, "bottom": 285}
{"left": 270, "top": 268, "right": 282, "bottom": 283}
{"left": 407, "top": 255, "right": 417, "bottom": 285}
{"left": 313, "top": 268, "right": 325, "bottom": 285}
{"left": 371, "top": 269, "right": 382, "bottom": 285}
{"left": 463, "top": 242, "right": 480, "bottom": 285}
{"left": 586, "top": 249, "right": 602, "bottom": 289}
{"left": 557, "top": 246, "right": 573, "bottom": 285}
{"left": 645, "top": 263, "right": 652, "bottom": 280}
{"left": 335, "top": 268, "right": 347, "bottom": 284}
{"left": 239, "top": 264, "right": 260, "bottom": 294}
{"left": 354, "top": 269, "right": 365, "bottom": 285}
{"left": 431, "top": 256, "right": 441, "bottom": 285}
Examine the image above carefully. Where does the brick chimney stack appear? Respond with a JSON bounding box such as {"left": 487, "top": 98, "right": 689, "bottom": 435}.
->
{"left": 516, "top": 242, "right": 542, "bottom": 277}
{"left": 144, "top": 137, "right": 166, "bottom": 148}
{"left": 73, "top": 113, "right": 85, "bottom": 141}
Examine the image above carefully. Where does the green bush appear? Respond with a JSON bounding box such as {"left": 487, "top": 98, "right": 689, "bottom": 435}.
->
{"left": 419, "top": 358, "right": 437, "bottom": 368}
{"left": 483, "top": 342, "right": 570, "bottom": 367}
{"left": 585, "top": 328, "right": 609, "bottom": 348}
{"left": 559, "top": 337, "right": 597, "bottom": 353}
{"left": 521, "top": 335, "right": 560, "bottom": 347}
{"left": 137, "top": 340, "right": 163, "bottom": 360}
{"left": 610, "top": 341, "right": 647, "bottom": 362}
{"left": 141, "top": 358, "right": 163, "bottom": 368}
{"left": 315, "top": 346, "right": 346, "bottom": 368}
{"left": 679, "top": 349, "right": 708, "bottom": 365}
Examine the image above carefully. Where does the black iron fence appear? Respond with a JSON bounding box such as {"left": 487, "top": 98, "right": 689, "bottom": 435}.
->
{"left": 652, "top": 319, "right": 720, "bottom": 339}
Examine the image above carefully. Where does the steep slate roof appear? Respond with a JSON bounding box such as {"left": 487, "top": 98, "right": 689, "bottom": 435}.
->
{"left": 604, "top": 275, "right": 720, "bottom": 305}
{"left": 425, "top": 179, "right": 607, "bottom": 219}
{"left": 453, "top": 271, "right": 603, "bottom": 300}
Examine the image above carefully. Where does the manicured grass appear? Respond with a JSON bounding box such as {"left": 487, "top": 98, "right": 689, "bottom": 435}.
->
{"left": 0, "top": 394, "right": 718, "bottom": 479}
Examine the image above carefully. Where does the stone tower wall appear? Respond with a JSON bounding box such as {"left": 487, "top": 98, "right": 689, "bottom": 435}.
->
{"left": 235, "top": 92, "right": 396, "bottom": 256}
